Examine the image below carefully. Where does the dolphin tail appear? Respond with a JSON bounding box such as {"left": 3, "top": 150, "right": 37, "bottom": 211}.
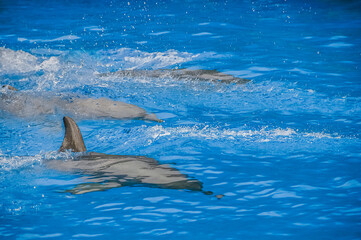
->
{"left": 59, "top": 116, "right": 87, "bottom": 152}
{"left": 143, "top": 113, "right": 164, "bottom": 123}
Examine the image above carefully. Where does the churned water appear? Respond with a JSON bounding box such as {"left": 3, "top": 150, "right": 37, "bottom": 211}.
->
{"left": 1, "top": 0, "right": 361, "bottom": 239}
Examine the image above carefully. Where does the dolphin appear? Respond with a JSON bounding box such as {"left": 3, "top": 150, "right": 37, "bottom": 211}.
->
{"left": 98, "top": 69, "right": 250, "bottom": 84}
{"left": 0, "top": 85, "right": 162, "bottom": 122}
{"left": 45, "top": 116, "right": 212, "bottom": 195}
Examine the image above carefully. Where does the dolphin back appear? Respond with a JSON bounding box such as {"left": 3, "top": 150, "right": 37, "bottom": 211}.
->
{"left": 59, "top": 116, "right": 87, "bottom": 152}
{"left": 98, "top": 69, "right": 250, "bottom": 84}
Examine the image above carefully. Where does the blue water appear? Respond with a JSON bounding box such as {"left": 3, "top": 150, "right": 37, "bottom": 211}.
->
{"left": 1, "top": 0, "right": 361, "bottom": 239}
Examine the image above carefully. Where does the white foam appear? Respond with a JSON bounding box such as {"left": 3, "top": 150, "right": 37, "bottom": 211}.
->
{"left": 146, "top": 125, "right": 299, "bottom": 141}
{"left": 303, "top": 132, "right": 339, "bottom": 139}
{"left": 0, "top": 151, "right": 74, "bottom": 171}
{"left": 109, "top": 48, "right": 199, "bottom": 69}
{"left": 0, "top": 155, "right": 42, "bottom": 171}
{"left": 0, "top": 46, "right": 227, "bottom": 87}
{"left": 105, "top": 124, "right": 344, "bottom": 153}
{"left": 39, "top": 56, "right": 61, "bottom": 72}
{"left": 0, "top": 47, "right": 38, "bottom": 74}
{"left": 0, "top": 46, "right": 205, "bottom": 91}
{"left": 0, "top": 47, "right": 61, "bottom": 74}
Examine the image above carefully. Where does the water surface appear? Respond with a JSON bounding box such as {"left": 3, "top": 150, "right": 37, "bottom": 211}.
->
{"left": 0, "top": 0, "right": 361, "bottom": 239}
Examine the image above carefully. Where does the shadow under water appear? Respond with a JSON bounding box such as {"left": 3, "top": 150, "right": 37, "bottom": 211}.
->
{"left": 45, "top": 116, "right": 212, "bottom": 195}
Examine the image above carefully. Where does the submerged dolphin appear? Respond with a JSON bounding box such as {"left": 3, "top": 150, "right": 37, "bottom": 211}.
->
{"left": 0, "top": 85, "right": 161, "bottom": 122}
{"left": 98, "top": 69, "right": 250, "bottom": 84}
{"left": 45, "top": 116, "right": 211, "bottom": 195}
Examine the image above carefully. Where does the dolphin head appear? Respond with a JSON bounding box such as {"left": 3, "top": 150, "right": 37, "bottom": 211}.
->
{"left": 2, "top": 85, "right": 18, "bottom": 91}
{"left": 59, "top": 116, "right": 87, "bottom": 152}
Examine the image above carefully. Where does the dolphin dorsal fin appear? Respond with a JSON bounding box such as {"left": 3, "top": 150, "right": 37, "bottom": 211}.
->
{"left": 59, "top": 116, "right": 87, "bottom": 152}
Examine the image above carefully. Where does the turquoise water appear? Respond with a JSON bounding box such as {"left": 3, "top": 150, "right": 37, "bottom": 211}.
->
{"left": 1, "top": 0, "right": 361, "bottom": 239}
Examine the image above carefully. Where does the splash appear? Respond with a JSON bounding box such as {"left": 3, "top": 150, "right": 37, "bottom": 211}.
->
{"left": 0, "top": 47, "right": 203, "bottom": 91}
{"left": 0, "top": 47, "right": 61, "bottom": 74}
{"left": 144, "top": 125, "right": 341, "bottom": 142}
{"left": 0, "top": 154, "right": 43, "bottom": 171}
{"left": 0, "top": 151, "right": 76, "bottom": 171}
{"left": 97, "top": 48, "right": 200, "bottom": 70}
{"left": 95, "top": 124, "right": 345, "bottom": 153}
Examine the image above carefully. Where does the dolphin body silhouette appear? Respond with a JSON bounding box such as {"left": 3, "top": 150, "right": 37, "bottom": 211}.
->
{"left": 0, "top": 86, "right": 161, "bottom": 122}
{"left": 45, "top": 116, "right": 210, "bottom": 195}
{"left": 98, "top": 69, "right": 250, "bottom": 84}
